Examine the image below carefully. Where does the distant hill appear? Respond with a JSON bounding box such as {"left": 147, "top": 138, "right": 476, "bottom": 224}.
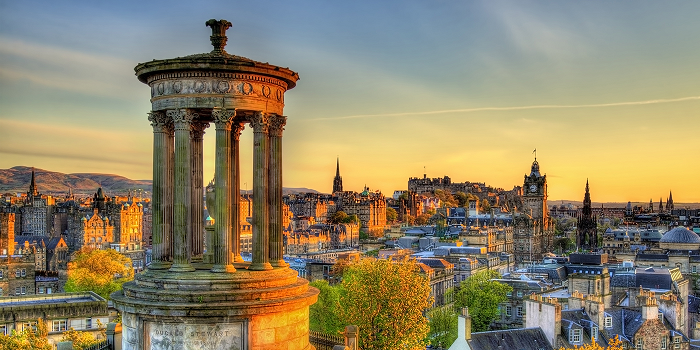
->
{"left": 0, "top": 166, "right": 152, "bottom": 196}
{"left": 0, "top": 166, "right": 320, "bottom": 197}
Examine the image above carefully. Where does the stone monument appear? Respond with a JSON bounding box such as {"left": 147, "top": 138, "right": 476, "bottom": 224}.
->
{"left": 111, "top": 19, "right": 318, "bottom": 350}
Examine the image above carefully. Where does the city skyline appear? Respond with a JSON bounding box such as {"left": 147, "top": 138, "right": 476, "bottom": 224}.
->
{"left": 1, "top": 1, "right": 699, "bottom": 202}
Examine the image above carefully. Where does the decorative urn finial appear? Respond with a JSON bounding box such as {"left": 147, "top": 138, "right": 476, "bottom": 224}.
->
{"left": 205, "top": 19, "right": 232, "bottom": 54}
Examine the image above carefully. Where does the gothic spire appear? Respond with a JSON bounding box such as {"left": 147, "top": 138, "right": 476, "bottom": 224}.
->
{"left": 332, "top": 158, "right": 343, "bottom": 193}
{"left": 28, "top": 167, "right": 38, "bottom": 197}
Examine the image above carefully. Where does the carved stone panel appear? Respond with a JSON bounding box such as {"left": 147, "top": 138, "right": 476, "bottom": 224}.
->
{"left": 145, "top": 320, "right": 245, "bottom": 350}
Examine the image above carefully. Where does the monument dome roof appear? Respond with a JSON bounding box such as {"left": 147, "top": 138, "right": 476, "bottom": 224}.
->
{"left": 134, "top": 19, "right": 299, "bottom": 89}
{"left": 660, "top": 226, "right": 700, "bottom": 244}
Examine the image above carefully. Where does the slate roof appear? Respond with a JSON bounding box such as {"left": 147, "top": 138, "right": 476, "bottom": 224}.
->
{"left": 15, "top": 236, "right": 65, "bottom": 250}
{"left": 660, "top": 226, "right": 700, "bottom": 244}
{"left": 468, "top": 327, "right": 553, "bottom": 350}
{"left": 560, "top": 309, "right": 610, "bottom": 348}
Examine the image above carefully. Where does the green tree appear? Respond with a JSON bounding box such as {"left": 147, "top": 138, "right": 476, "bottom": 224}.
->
{"left": 64, "top": 248, "right": 134, "bottom": 300}
{"left": 454, "top": 270, "right": 512, "bottom": 332}
{"left": 339, "top": 258, "right": 433, "bottom": 350}
{"left": 308, "top": 280, "right": 344, "bottom": 334}
{"left": 386, "top": 207, "right": 397, "bottom": 223}
{"left": 60, "top": 328, "right": 103, "bottom": 350}
{"left": 427, "top": 305, "right": 458, "bottom": 349}
{"left": 329, "top": 211, "right": 349, "bottom": 224}
{"left": 0, "top": 318, "right": 51, "bottom": 350}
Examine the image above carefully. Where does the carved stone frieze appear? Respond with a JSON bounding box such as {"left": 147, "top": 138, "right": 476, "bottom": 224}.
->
{"left": 150, "top": 78, "right": 284, "bottom": 103}
{"left": 190, "top": 121, "right": 210, "bottom": 139}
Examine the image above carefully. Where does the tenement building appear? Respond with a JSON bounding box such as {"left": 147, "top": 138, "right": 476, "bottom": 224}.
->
{"left": 111, "top": 20, "right": 317, "bottom": 350}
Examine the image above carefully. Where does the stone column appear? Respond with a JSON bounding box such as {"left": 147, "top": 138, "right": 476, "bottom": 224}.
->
{"left": 268, "top": 115, "right": 288, "bottom": 268}
{"left": 190, "top": 121, "right": 208, "bottom": 263}
{"left": 165, "top": 120, "right": 174, "bottom": 263}
{"left": 230, "top": 121, "right": 245, "bottom": 262}
{"left": 211, "top": 108, "right": 236, "bottom": 273}
{"left": 167, "top": 109, "right": 196, "bottom": 272}
{"left": 249, "top": 112, "right": 273, "bottom": 271}
{"left": 147, "top": 111, "right": 170, "bottom": 270}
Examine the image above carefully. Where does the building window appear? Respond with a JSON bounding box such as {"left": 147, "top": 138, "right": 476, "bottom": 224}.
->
{"left": 570, "top": 329, "right": 582, "bottom": 344}
{"left": 604, "top": 316, "right": 612, "bottom": 328}
{"left": 591, "top": 326, "right": 598, "bottom": 341}
{"left": 693, "top": 265, "right": 697, "bottom": 273}
{"left": 662, "top": 337, "right": 667, "bottom": 350}
{"left": 675, "top": 336, "right": 681, "bottom": 349}
{"left": 38, "top": 287, "right": 45, "bottom": 294}
{"left": 505, "top": 306, "right": 512, "bottom": 317}
{"left": 52, "top": 320, "right": 67, "bottom": 332}
{"left": 21, "top": 269, "right": 26, "bottom": 277}
{"left": 0, "top": 325, "right": 6, "bottom": 335}
{"left": 506, "top": 291, "right": 512, "bottom": 297}
{"left": 15, "top": 287, "right": 20, "bottom": 295}
{"left": 47, "top": 287, "right": 52, "bottom": 294}
{"left": 86, "top": 318, "right": 92, "bottom": 329}
{"left": 636, "top": 338, "right": 643, "bottom": 350}
{"left": 0, "top": 270, "right": 3, "bottom": 278}
{"left": 21, "top": 286, "right": 26, "bottom": 295}
{"left": 516, "top": 306, "right": 523, "bottom": 317}
{"left": 15, "top": 269, "right": 20, "bottom": 278}
{"left": 22, "top": 322, "right": 37, "bottom": 332}
{"left": 516, "top": 291, "right": 523, "bottom": 298}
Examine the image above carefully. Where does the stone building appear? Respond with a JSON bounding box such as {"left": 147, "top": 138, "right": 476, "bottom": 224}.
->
{"left": 460, "top": 225, "right": 513, "bottom": 254}
{"left": 514, "top": 158, "right": 554, "bottom": 264}
{"left": 333, "top": 187, "right": 387, "bottom": 236}
{"left": 492, "top": 277, "right": 552, "bottom": 330}
{"left": 19, "top": 170, "right": 54, "bottom": 236}
{"left": 417, "top": 258, "right": 455, "bottom": 307}
{"left": 0, "top": 292, "right": 109, "bottom": 345}
{"left": 0, "top": 254, "right": 35, "bottom": 297}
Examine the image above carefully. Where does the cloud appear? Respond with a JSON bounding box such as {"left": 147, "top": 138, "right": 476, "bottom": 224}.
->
{"left": 0, "top": 36, "right": 139, "bottom": 99}
{"left": 306, "top": 95, "right": 700, "bottom": 121}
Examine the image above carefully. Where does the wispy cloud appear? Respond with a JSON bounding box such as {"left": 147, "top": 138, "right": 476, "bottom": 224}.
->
{"left": 306, "top": 95, "right": 700, "bottom": 121}
{"left": 0, "top": 36, "right": 139, "bottom": 99}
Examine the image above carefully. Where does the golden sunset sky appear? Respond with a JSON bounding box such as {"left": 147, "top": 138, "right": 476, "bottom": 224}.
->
{"left": 1, "top": 1, "right": 699, "bottom": 202}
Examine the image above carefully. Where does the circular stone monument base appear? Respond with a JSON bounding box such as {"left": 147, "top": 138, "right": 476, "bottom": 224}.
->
{"left": 112, "top": 267, "right": 319, "bottom": 350}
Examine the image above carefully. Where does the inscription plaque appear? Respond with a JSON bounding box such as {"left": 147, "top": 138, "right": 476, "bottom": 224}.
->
{"left": 145, "top": 321, "right": 245, "bottom": 350}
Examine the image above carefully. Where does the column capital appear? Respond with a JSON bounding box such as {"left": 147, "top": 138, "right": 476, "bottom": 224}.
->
{"left": 268, "top": 115, "right": 287, "bottom": 137}
{"left": 167, "top": 109, "right": 197, "bottom": 130}
{"left": 148, "top": 111, "right": 168, "bottom": 131}
{"left": 191, "top": 121, "right": 209, "bottom": 140}
{"left": 212, "top": 108, "right": 236, "bottom": 130}
{"left": 231, "top": 122, "right": 245, "bottom": 141}
{"left": 249, "top": 112, "right": 269, "bottom": 134}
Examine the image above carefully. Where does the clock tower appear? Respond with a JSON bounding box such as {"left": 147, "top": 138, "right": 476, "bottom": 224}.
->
{"left": 522, "top": 158, "right": 548, "bottom": 220}
{"left": 514, "top": 156, "right": 553, "bottom": 264}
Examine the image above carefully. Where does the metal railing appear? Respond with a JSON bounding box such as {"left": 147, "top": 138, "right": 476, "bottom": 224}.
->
{"left": 309, "top": 330, "right": 344, "bottom": 350}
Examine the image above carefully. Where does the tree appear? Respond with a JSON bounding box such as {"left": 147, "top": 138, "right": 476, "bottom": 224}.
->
{"left": 308, "top": 280, "right": 344, "bottom": 334}
{"left": 64, "top": 248, "right": 134, "bottom": 300}
{"left": 339, "top": 258, "right": 433, "bottom": 350}
{"left": 558, "top": 335, "right": 623, "bottom": 350}
{"left": 60, "top": 328, "right": 103, "bottom": 350}
{"left": 415, "top": 213, "right": 431, "bottom": 225}
{"left": 386, "top": 207, "right": 397, "bottom": 223}
{"left": 427, "top": 305, "right": 458, "bottom": 349}
{"left": 453, "top": 270, "right": 512, "bottom": 332}
{"left": 329, "top": 211, "right": 349, "bottom": 224}
{"left": 0, "top": 318, "right": 51, "bottom": 350}
{"left": 479, "top": 199, "right": 491, "bottom": 213}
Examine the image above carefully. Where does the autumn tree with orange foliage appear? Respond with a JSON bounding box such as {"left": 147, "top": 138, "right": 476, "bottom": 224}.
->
{"left": 558, "top": 335, "right": 623, "bottom": 350}
{"left": 64, "top": 248, "right": 134, "bottom": 300}
{"left": 338, "top": 258, "right": 433, "bottom": 350}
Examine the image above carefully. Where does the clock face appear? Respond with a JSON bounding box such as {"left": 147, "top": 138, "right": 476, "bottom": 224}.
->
{"left": 529, "top": 184, "right": 537, "bottom": 193}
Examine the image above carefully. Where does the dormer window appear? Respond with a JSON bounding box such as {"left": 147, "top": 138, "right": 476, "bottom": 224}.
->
{"left": 604, "top": 316, "right": 612, "bottom": 328}
{"left": 569, "top": 328, "right": 582, "bottom": 344}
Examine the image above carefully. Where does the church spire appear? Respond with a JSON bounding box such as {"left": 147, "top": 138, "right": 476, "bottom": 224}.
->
{"left": 28, "top": 167, "right": 38, "bottom": 198}
{"left": 332, "top": 157, "right": 343, "bottom": 193}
